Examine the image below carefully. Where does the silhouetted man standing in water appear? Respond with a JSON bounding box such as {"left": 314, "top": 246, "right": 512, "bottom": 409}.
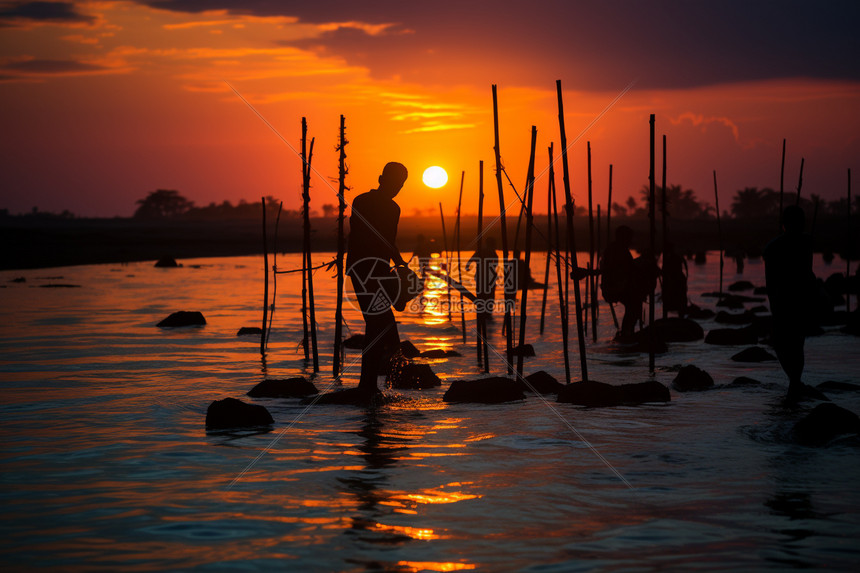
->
{"left": 345, "top": 162, "right": 409, "bottom": 399}
{"left": 764, "top": 205, "right": 818, "bottom": 404}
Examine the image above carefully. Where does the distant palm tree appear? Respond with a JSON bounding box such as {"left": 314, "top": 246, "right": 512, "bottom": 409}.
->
{"left": 730, "top": 187, "right": 779, "bottom": 219}
{"left": 639, "top": 184, "right": 706, "bottom": 219}
{"left": 134, "top": 189, "right": 194, "bottom": 219}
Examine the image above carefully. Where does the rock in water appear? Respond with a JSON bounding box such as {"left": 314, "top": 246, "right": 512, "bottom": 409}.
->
{"left": 728, "top": 280, "right": 755, "bottom": 292}
{"left": 817, "top": 381, "right": 860, "bottom": 392}
{"left": 520, "top": 371, "right": 564, "bottom": 394}
{"left": 342, "top": 334, "right": 365, "bottom": 349}
{"left": 154, "top": 256, "right": 179, "bottom": 268}
{"left": 557, "top": 380, "right": 624, "bottom": 407}
{"left": 247, "top": 377, "right": 318, "bottom": 398}
{"left": 387, "top": 363, "right": 441, "bottom": 389}
{"left": 443, "top": 377, "right": 524, "bottom": 403}
{"left": 419, "top": 348, "right": 462, "bottom": 359}
{"left": 731, "top": 346, "right": 777, "bottom": 362}
{"left": 157, "top": 311, "right": 206, "bottom": 327}
{"left": 792, "top": 403, "right": 860, "bottom": 446}
{"left": 237, "top": 326, "right": 263, "bottom": 336}
{"left": 726, "top": 376, "right": 761, "bottom": 387}
{"left": 704, "top": 325, "right": 758, "bottom": 345}
{"left": 511, "top": 344, "right": 536, "bottom": 357}
{"left": 715, "top": 310, "right": 755, "bottom": 325}
{"left": 206, "top": 397, "right": 273, "bottom": 429}
{"left": 672, "top": 365, "right": 714, "bottom": 392}
{"left": 619, "top": 381, "right": 671, "bottom": 404}
{"left": 400, "top": 340, "right": 421, "bottom": 358}
{"left": 638, "top": 317, "right": 704, "bottom": 342}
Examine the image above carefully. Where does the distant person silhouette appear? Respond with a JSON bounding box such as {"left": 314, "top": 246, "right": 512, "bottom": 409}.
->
{"left": 661, "top": 241, "right": 689, "bottom": 318}
{"left": 764, "top": 205, "right": 819, "bottom": 404}
{"left": 467, "top": 237, "right": 499, "bottom": 322}
{"left": 600, "top": 225, "right": 658, "bottom": 340}
{"left": 345, "top": 162, "right": 409, "bottom": 399}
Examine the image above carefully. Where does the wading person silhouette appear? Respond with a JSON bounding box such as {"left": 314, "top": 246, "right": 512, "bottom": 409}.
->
{"left": 467, "top": 236, "right": 499, "bottom": 323}
{"left": 764, "top": 205, "right": 822, "bottom": 405}
{"left": 343, "top": 162, "right": 409, "bottom": 401}
{"left": 661, "top": 241, "right": 689, "bottom": 318}
{"left": 600, "top": 225, "right": 639, "bottom": 340}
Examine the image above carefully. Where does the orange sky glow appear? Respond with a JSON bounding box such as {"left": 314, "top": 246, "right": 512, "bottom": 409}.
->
{"left": 1, "top": 1, "right": 858, "bottom": 217}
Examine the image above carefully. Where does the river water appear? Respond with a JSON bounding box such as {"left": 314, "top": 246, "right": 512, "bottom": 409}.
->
{"left": 1, "top": 251, "right": 859, "bottom": 571}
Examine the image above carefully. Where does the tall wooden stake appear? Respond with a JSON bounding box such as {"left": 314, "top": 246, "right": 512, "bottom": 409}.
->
{"left": 539, "top": 144, "right": 553, "bottom": 335}
{"left": 795, "top": 157, "right": 805, "bottom": 205}
{"left": 779, "top": 138, "right": 786, "bottom": 231}
{"left": 551, "top": 155, "right": 571, "bottom": 384}
{"left": 300, "top": 123, "right": 310, "bottom": 361}
{"left": 648, "top": 114, "right": 656, "bottom": 374}
{"left": 493, "top": 84, "right": 513, "bottom": 373}
{"left": 848, "top": 168, "right": 852, "bottom": 315}
{"left": 587, "top": 141, "right": 597, "bottom": 342}
{"left": 302, "top": 125, "right": 319, "bottom": 373}
{"left": 476, "top": 160, "right": 489, "bottom": 372}
{"left": 333, "top": 115, "right": 347, "bottom": 377}
{"left": 661, "top": 134, "right": 668, "bottom": 319}
{"left": 713, "top": 170, "right": 724, "bottom": 297}
{"left": 556, "top": 79, "right": 588, "bottom": 383}
{"left": 606, "top": 164, "right": 618, "bottom": 330}
{"left": 607, "top": 164, "right": 613, "bottom": 247}
{"left": 266, "top": 201, "right": 283, "bottom": 347}
{"left": 260, "top": 197, "right": 268, "bottom": 356}
{"left": 516, "top": 126, "right": 537, "bottom": 376}
{"left": 456, "top": 171, "right": 467, "bottom": 343}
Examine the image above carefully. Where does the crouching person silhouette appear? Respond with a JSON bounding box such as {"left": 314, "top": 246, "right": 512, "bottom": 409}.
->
{"left": 320, "top": 162, "right": 409, "bottom": 404}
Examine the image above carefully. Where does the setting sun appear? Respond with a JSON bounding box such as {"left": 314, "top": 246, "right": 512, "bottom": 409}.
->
{"left": 422, "top": 166, "right": 448, "bottom": 189}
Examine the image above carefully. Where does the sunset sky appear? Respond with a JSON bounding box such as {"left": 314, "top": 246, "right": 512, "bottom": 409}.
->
{"left": 1, "top": 0, "right": 858, "bottom": 217}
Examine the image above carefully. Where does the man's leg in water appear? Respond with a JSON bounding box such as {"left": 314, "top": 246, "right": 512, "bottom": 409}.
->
{"left": 359, "top": 309, "right": 399, "bottom": 392}
{"left": 774, "top": 328, "right": 805, "bottom": 400}
{"left": 351, "top": 274, "right": 400, "bottom": 393}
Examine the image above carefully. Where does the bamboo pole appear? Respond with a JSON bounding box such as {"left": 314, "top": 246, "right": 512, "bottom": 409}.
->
{"left": 556, "top": 79, "right": 589, "bottom": 383}
{"left": 476, "top": 160, "right": 488, "bottom": 371}
{"left": 456, "top": 171, "right": 467, "bottom": 343}
{"left": 492, "top": 84, "right": 514, "bottom": 373}
{"left": 551, "top": 153, "right": 571, "bottom": 384}
{"left": 261, "top": 196, "right": 268, "bottom": 356}
{"left": 713, "top": 170, "right": 724, "bottom": 297}
{"left": 607, "top": 164, "right": 613, "bottom": 247}
{"left": 848, "top": 168, "right": 852, "bottom": 316}
{"left": 795, "top": 157, "right": 805, "bottom": 205}
{"left": 303, "top": 129, "right": 319, "bottom": 372}
{"left": 439, "top": 202, "right": 452, "bottom": 324}
{"left": 848, "top": 168, "right": 852, "bottom": 315}
{"left": 266, "top": 201, "right": 283, "bottom": 347}
{"left": 539, "top": 144, "right": 553, "bottom": 335}
{"left": 779, "top": 138, "right": 786, "bottom": 231}
{"left": 606, "top": 164, "right": 618, "bottom": 331}
{"left": 587, "top": 141, "right": 597, "bottom": 343}
{"left": 661, "top": 134, "right": 668, "bottom": 319}
{"left": 516, "top": 126, "right": 538, "bottom": 376}
{"left": 300, "top": 123, "right": 310, "bottom": 361}
{"left": 332, "top": 115, "right": 347, "bottom": 377}
{"left": 648, "top": 114, "right": 656, "bottom": 374}
{"left": 438, "top": 202, "right": 452, "bottom": 322}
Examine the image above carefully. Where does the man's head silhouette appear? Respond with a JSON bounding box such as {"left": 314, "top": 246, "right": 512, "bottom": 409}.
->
{"left": 616, "top": 225, "right": 633, "bottom": 247}
{"left": 782, "top": 205, "right": 805, "bottom": 234}
{"left": 378, "top": 162, "right": 408, "bottom": 198}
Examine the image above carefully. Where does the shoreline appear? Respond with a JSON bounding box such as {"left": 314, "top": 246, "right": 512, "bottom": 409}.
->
{"left": 2, "top": 214, "right": 857, "bottom": 271}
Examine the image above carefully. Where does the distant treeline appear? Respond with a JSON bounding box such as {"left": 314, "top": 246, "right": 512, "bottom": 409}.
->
{"left": 3, "top": 185, "right": 857, "bottom": 222}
